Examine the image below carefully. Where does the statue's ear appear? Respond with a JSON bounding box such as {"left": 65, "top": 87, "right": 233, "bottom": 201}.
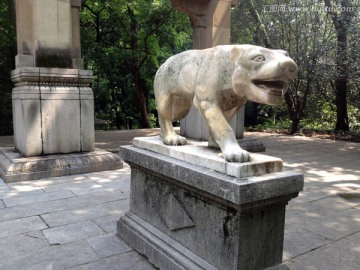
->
{"left": 230, "top": 46, "right": 242, "bottom": 63}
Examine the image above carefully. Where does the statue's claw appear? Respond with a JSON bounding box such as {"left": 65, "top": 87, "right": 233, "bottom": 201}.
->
{"left": 223, "top": 147, "right": 250, "bottom": 163}
{"left": 163, "top": 134, "right": 187, "bottom": 146}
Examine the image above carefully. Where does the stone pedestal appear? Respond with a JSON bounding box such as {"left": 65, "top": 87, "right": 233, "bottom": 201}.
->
{"left": 12, "top": 67, "right": 94, "bottom": 157}
{"left": 117, "top": 137, "right": 303, "bottom": 269}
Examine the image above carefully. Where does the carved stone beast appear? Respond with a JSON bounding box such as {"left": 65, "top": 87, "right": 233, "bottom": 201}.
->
{"left": 154, "top": 45, "right": 298, "bottom": 162}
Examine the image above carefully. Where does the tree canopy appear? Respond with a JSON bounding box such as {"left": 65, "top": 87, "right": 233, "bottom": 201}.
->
{"left": 0, "top": 0, "right": 358, "bottom": 135}
{"left": 80, "top": 0, "right": 192, "bottom": 129}
{"left": 232, "top": 0, "right": 360, "bottom": 133}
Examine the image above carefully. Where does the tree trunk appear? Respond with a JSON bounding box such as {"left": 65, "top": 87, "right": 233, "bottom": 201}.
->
{"left": 248, "top": 0, "right": 272, "bottom": 48}
{"left": 284, "top": 92, "right": 299, "bottom": 135}
{"left": 334, "top": 31, "right": 349, "bottom": 131}
{"left": 128, "top": 5, "right": 150, "bottom": 129}
{"left": 133, "top": 70, "right": 150, "bottom": 128}
{"left": 323, "top": 0, "right": 351, "bottom": 131}
{"left": 335, "top": 80, "right": 349, "bottom": 130}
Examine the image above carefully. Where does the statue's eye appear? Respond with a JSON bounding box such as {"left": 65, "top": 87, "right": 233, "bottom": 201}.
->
{"left": 284, "top": 52, "right": 289, "bottom": 57}
{"left": 253, "top": 55, "right": 265, "bottom": 62}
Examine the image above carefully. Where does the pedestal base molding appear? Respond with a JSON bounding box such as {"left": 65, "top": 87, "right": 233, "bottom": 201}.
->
{"left": 0, "top": 147, "right": 123, "bottom": 182}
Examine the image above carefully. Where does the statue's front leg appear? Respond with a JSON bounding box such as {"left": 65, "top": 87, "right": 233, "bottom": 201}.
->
{"left": 209, "top": 104, "right": 244, "bottom": 149}
{"left": 196, "top": 100, "right": 250, "bottom": 162}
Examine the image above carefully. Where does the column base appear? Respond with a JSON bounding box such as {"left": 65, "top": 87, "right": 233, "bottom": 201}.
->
{"left": 0, "top": 147, "right": 123, "bottom": 183}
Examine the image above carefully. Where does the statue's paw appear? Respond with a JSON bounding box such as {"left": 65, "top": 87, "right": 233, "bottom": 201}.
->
{"left": 164, "top": 134, "right": 187, "bottom": 146}
{"left": 223, "top": 148, "right": 250, "bottom": 163}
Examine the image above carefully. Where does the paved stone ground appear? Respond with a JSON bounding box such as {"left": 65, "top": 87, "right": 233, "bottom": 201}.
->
{"left": 0, "top": 129, "right": 359, "bottom": 269}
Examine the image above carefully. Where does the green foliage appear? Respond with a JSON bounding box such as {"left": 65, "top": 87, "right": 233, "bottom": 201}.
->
{"left": 148, "top": 113, "right": 158, "bottom": 128}
{"left": 81, "top": 0, "right": 192, "bottom": 129}
{"left": 250, "top": 101, "right": 360, "bottom": 133}
{"left": 248, "top": 118, "right": 293, "bottom": 131}
{"left": 0, "top": 0, "right": 15, "bottom": 135}
{"left": 232, "top": 0, "right": 360, "bottom": 133}
{"left": 0, "top": 0, "right": 358, "bottom": 135}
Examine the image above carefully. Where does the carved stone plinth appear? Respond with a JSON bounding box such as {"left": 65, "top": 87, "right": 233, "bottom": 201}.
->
{"left": 0, "top": 147, "right": 123, "bottom": 183}
{"left": 117, "top": 138, "right": 303, "bottom": 269}
{"left": 12, "top": 67, "right": 95, "bottom": 157}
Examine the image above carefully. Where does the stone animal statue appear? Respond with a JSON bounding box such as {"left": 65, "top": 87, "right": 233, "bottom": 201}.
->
{"left": 154, "top": 45, "right": 298, "bottom": 162}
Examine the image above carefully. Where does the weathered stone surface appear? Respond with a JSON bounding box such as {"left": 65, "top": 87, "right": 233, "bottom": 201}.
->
{"left": 118, "top": 213, "right": 218, "bottom": 270}
{"left": 91, "top": 176, "right": 131, "bottom": 190}
{"left": 0, "top": 216, "right": 47, "bottom": 238}
{"left": 301, "top": 208, "right": 360, "bottom": 241}
{"left": 291, "top": 238, "right": 360, "bottom": 269}
{"left": 117, "top": 145, "right": 304, "bottom": 270}
{"left": 283, "top": 227, "right": 331, "bottom": 260}
{"left": 87, "top": 233, "right": 131, "bottom": 257}
{"left": 41, "top": 204, "right": 114, "bottom": 227}
{"left": 1, "top": 188, "right": 45, "bottom": 200}
{"left": 11, "top": 85, "right": 42, "bottom": 156}
{"left": 6, "top": 174, "right": 88, "bottom": 190}
{"left": 92, "top": 214, "right": 121, "bottom": 234}
{"left": 0, "top": 178, "right": 9, "bottom": 197}
{"left": 15, "top": 0, "right": 82, "bottom": 69}
{"left": 0, "top": 241, "right": 100, "bottom": 270}
{"left": 104, "top": 199, "right": 130, "bottom": 214}
{"left": 0, "top": 147, "right": 123, "bottom": 182}
{"left": 158, "top": 193, "right": 195, "bottom": 231}
{"left": 43, "top": 220, "right": 104, "bottom": 245}
{"left": 311, "top": 194, "right": 360, "bottom": 211}
{"left": 41, "top": 179, "right": 99, "bottom": 193}
{"left": 0, "top": 233, "right": 49, "bottom": 261}
{"left": 0, "top": 190, "right": 123, "bottom": 222}
{"left": 11, "top": 67, "right": 92, "bottom": 85}
{"left": 11, "top": 68, "right": 95, "bottom": 157}
{"left": 120, "top": 145, "right": 301, "bottom": 205}
{"left": 2, "top": 190, "right": 75, "bottom": 207}
{"left": 132, "top": 136, "right": 280, "bottom": 178}
{"left": 68, "top": 250, "right": 156, "bottom": 270}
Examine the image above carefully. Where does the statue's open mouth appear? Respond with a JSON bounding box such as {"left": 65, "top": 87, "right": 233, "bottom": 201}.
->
{"left": 252, "top": 79, "right": 288, "bottom": 96}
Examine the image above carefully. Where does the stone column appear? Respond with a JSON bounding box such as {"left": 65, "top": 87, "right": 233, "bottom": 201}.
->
{"left": 12, "top": 0, "right": 92, "bottom": 156}
{"left": 0, "top": 0, "right": 123, "bottom": 182}
{"left": 172, "top": 0, "right": 245, "bottom": 141}
{"left": 71, "top": 0, "right": 84, "bottom": 69}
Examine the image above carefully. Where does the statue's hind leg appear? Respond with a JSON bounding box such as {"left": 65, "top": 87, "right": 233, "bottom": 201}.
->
{"left": 157, "top": 94, "right": 187, "bottom": 145}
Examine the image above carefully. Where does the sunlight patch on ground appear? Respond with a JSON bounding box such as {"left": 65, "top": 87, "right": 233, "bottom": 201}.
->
{"left": 334, "top": 183, "right": 360, "bottom": 189}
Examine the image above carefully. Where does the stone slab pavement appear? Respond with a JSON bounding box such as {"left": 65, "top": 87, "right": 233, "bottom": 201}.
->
{"left": 0, "top": 129, "right": 359, "bottom": 269}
